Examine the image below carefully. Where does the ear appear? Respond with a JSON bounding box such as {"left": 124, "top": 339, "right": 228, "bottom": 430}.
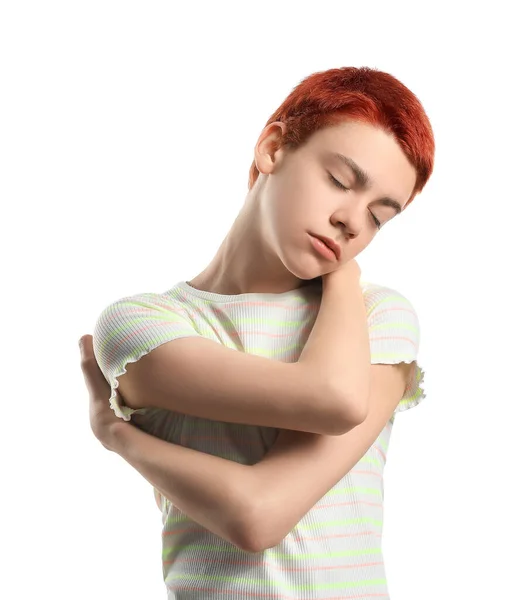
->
{"left": 253, "top": 121, "right": 288, "bottom": 176}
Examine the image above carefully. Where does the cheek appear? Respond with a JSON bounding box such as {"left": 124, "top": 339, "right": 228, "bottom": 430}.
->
{"left": 265, "top": 168, "right": 320, "bottom": 230}
{"left": 352, "top": 231, "right": 374, "bottom": 256}
{"left": 267, "top": 182, "right": 300, "bottom": 221}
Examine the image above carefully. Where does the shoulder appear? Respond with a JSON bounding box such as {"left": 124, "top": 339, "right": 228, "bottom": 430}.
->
{"left": 361, "top": 281, "right": 421, "bottom": 366}
{"left": 97, "top": 290, "right": 187, "bottom": 321}
{"left": 360, "top": 281, "right": 418, "bottom": 322}
{"left": 93, "top": 290, "right": 199, "bottom": 358}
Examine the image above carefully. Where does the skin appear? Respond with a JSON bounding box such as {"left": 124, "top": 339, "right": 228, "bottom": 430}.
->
{"left": 80, "top": 118, "right": 419, "bottom": 550}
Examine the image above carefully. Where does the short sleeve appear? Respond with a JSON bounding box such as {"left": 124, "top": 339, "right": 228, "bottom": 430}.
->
{"left": 362, "top": 283, "right": 426, "bottom": 414}
{"left": 92, "top": 293, "right": 202, "bottom": 422}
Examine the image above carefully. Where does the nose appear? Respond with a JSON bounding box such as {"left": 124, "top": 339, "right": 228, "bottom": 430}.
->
{"left": 332, "top": 212, "right": 362, "bottom": 239}
{"left": 341, "top": 223, "right": 359, "bottom": 239}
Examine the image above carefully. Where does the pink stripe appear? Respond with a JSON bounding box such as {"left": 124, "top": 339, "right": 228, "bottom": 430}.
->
{"left": 370, "top": 335, "right": 416, "bottom": 347}
{"left": 162, "top": 522, "right": 382, "bottom": 544}
{"left": 368, "top": 306, "right": 416, "bottom": 319}
{"left": 312, "top": 500, "right": 383, "bottom": 510}
{"left": 280, "top": 531, "right": 381, "bottom": 543}
{"left": 164, "top": 557, "right": 384, "bottom": 571}
{"left": 164, "top": 525, "right": 382, "bottom": 541}
{"left": 351, "top": 470, "right": 381, "bottom": 479}
{"left": 110, "top": 306, "right": 316, "bottom": 339}
{"left": 373, "top": 444, "right": 386, "bottom": 462}
{"left": 103, "top": 320, "right": 172, "bottom": 369}
{"left": 166, "top": 584, "right": 388, "bottom": 599}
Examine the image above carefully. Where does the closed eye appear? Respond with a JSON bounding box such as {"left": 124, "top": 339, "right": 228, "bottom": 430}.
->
{"left": 328, "top": 173, "right": 382, "bottom": 230}
{"left": 328, "top": 173, "right": 350, "bottom": 192}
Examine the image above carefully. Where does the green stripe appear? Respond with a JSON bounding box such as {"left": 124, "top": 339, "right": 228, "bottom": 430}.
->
{"left": 114, "top": 300, "right": 315, "bottom": 328}
{"left": 98, "top": 312, "right": 195, "bottom": 355}
{"left": 165, "top": 572, "right": 386, "bottom": 591}
{"left": 371, "top": 353, "right": 415, "bottom": 360}
{"left": 296, "top": 516, "right": 382, "bottom": 530}
{"left": 325, "top": 485, "right": 382, "bottom": 497}
{"left": 377, "top": 436, "right": 388, "bottom": 451}
{"left": 360, "top": 455, "right": 382, "bottom": 467}
{"left": 194, "top": 315, "right": 314, "bottom": 327}
{"left": 366, "top": 293, "right": 411, "bottom": 317}
{"left": 369, "top": 322, "right": 418, "bottom": 332}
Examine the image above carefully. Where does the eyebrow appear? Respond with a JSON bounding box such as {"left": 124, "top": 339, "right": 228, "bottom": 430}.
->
{"left": 330, "top": 152, "right": 403, "bottom": 214}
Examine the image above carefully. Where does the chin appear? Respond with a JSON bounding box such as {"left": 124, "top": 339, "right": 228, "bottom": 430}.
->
{"left": 281, "top": 251, "right": 328, "bottom": 283}
{"left": 289, "top": 269, "right": 325, "bottom": 287}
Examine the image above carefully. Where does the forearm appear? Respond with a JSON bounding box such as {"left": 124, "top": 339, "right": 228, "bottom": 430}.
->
{"left": 299, "top": 272, "right": 371, "bottom": 420}
{"left": 110, "top": 422, "right": 253, "bottom": 550}
{"left": 107, "top": 423, "right": 320, "bottom": 553}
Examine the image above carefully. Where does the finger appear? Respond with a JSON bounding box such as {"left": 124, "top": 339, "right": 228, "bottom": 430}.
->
{"left": 79, "top": 334, "right": 94, "bottom": 358}
{"left": 79, "top": 335, "right": 110, "bottom": 393}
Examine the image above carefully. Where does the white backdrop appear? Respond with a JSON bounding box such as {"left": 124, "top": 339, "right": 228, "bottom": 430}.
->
{"left": 1, "top": 1, "right": 515, "bottom": 598}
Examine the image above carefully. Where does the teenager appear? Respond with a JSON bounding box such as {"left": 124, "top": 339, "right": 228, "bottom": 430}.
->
{"left": 81, "top": 65, "right": 434, "bottom": 598}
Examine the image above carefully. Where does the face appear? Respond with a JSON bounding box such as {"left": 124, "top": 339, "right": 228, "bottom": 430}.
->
{"left": 254, "top": 119, "right": 418, "bottom": 280}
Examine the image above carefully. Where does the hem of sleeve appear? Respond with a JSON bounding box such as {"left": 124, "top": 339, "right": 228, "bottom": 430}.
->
{"left": 108, "top": 347, "right": 162, "bottom": 422}
{"left": 372, "top": 359, "right": 426, "bottom": 414}
{"left": 395, "top": 360, "right": 426, "bottom": 414}
{"left": 95, "top": 295, "right": 203, "bottom": 423}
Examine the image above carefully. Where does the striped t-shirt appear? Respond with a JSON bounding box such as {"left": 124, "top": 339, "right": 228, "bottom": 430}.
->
{"left": 93, "top": 278, "right": 425, "bottom": 599}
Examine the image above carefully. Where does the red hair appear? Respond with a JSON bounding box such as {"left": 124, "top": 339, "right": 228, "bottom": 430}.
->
{"left": 248, "top": 66, "right": 435, "bottom": 207}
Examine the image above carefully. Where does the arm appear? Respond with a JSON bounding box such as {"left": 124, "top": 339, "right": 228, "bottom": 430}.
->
{"left": 111, "top": 261, "right": 369, "bottom": 435}
{"left": 246, "top": 361, "right": 413, "bottom": 551}
{"left": 110, "top": 419, "right": 256, "bottom": 552}
{"left": 110, "top": 361, "right": 412, "bottom": 553}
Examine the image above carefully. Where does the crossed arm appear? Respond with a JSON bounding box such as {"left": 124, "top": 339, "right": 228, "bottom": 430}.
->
{"left": 109, "top": 360, "right": 412, "bottom": 553}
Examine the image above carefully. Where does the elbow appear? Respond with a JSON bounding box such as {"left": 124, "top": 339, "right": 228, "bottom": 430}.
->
{"left": 235, "top": 531, "right": 270, "bottom": 554}
{"left": 237, "top": 533, "right": 280, "bottom": 555}
{"left": 231, "top": 496, "right": 280, "bottom": 554}
{"left": 325, "top": 384, "right": 369, "bottom": 435}
{"left": 233, "top": 521, "right": 274, "bottom": 555}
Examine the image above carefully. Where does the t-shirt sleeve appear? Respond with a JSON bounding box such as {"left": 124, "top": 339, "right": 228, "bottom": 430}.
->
{"left": 363, "top": 283, "right": 426, "bottom": 414}
{"left": 92, "top": 292, "right": 202, "bottom": 422}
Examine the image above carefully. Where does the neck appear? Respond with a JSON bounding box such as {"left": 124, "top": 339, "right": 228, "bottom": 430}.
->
{"left": 187, "top": 182, "right": 311, "bottom": 296}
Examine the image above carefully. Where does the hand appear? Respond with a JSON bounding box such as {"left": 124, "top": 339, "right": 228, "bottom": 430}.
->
{"left": 321, "top": 258, "right": 361, "bottom": 290}
{"left": 79, "top": 334, "right": 126, "bottom": 452}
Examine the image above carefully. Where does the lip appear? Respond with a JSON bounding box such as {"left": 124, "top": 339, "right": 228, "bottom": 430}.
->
{"left": 309, "top": 233, "right": 342, "bottom": 261}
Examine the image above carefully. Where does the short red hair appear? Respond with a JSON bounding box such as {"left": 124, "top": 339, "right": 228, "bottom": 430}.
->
{"left": 248, "top": 66, "right": 435, "bottom": 207}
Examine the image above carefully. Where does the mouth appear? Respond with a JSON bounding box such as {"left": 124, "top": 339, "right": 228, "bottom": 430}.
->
{"left": 309, "top": 233, "right": 341, "bottom": 261}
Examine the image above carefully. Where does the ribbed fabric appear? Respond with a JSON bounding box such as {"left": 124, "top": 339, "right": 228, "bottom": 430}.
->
{"left": 93, "top": 279, "right": 425, "bottom": 599}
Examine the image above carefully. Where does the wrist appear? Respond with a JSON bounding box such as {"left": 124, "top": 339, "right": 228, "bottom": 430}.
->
{"left": 322, "top": 261, "right": 362, "bottom": 292}
{"left": 322, "top": 271, "right": 361, "bottom": 295}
